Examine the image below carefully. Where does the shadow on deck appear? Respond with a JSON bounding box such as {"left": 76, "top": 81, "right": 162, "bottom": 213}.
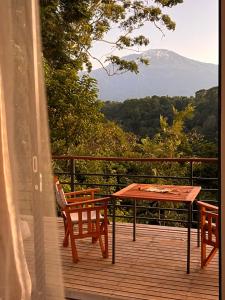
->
{"left": 58, "top": 221, "right": 219, "bottom": 300}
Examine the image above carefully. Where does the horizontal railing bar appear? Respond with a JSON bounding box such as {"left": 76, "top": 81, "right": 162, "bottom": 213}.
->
{"left": 60, "top": 172, "right": 218, "bottom": 180}
{"left": 200, "top": 188, "right": 219, "bottom": 191}
{"left": 107, "top": 199, "right": 218, "bottom": 204}
{"left": 201, "top": 199, "right": 219, "bottom": 203}
{"left": 55, "top": 172, "right": 218, "bottom": 182}
{"left": 108, "top": 204, "right": 189, "bottom": 211}
{"left": 107, "top": 214, "right": 197, "bottom": 224}
{"left": 109, "top": 204, "right": 189, "bottom": 212}
{"left": 61, "top": 182, "right": 126, "bottom": 188}
{"left": 194, "top": 178, "right": 218, "bottom": 181}
{"left": 65, "top": 173, "right": 192, "bottom": 179}
{"left": 52, "top": 155, "right": 218, "bottom": 163}
{"left": 106, "top": 205, "right": 216, "bottom": 213}
{"left": 56, "top": 173, "right": 191, "bottom": 180}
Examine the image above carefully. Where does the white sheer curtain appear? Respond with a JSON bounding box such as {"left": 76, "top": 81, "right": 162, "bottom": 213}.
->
{"left": 0, "top": 1, "right": 64, "bottom": 299}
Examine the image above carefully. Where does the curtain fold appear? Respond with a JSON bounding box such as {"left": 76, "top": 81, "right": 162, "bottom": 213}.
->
{"left": 0, "top": 1, "right": 65, "bottom": 299}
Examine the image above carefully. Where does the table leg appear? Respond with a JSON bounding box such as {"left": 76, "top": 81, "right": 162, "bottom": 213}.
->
{"left": 197, "top": 200, "right": 200, "bottom": 247}
{"left": 133, "top": 200, "right": 136, "bottom": 241}
{"left": 187, "top": 202, "right": 193, "bottom": 274}
{"left": 112, "top": 197, "right": 116, "bottom": 264}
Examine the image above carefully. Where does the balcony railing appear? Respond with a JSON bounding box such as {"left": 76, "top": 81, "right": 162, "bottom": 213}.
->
{"left": 52, "top": 156, "right": 218, "bottom": 227}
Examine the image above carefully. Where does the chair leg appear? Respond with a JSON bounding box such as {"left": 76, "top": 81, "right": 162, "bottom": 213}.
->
{"left": 92, "top": 223, "right": 98, "bottom": 244}
{"left": 201, "top": 241, "right": 207, "bottom": 268}
{"left": 69, "top": 234, "right": 79, "bottom": 263}
{"left": 201, "top": 229, "right": 218, "bottom": 267}
{"left": 63, "top": 227, "right": 69, "bottom": 247}
{"left": 202, "top": 247, "right": 218, "bottom": 267}
{"left": 99, "top": 222, "right": 108, "bottom": 258}
{"left": 104, "top": 229, "right": 109, "bottom": 258}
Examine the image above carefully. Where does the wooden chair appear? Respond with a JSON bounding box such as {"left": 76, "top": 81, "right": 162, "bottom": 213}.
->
{"left": 198, "top": 201, "right": 219, "bottom": 268}
{"left": 54, "top": 177, "right": 109, "bottom": 262}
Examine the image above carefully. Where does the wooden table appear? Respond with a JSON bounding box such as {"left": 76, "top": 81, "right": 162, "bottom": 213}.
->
{"left": 111, "top": 183, "right": 201, "bottom": 274}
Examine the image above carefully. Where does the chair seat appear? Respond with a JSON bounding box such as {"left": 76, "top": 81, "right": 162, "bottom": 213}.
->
{"left": 63, "top": 211, "right": 104, "bottom": 223}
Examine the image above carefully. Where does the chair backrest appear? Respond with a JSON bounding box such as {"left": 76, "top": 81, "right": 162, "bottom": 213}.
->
{"left": 199, "top": 201, "right": 219, "bottom": 247}
{"left": 53, "top": 176, "right": 100, "bottom": 209}
{"left": 65, "top": 198, "right": 109, "bottom": 239}
{"left": 198, "top": 201, "right": 219, "bottom": 267}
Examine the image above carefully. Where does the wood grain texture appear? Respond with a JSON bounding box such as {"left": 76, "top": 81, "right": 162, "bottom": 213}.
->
{"left": 57, "top": 220, "right": 219, "bottom": 300}
{"left": 112, "top": 183, "right": 201, "bottom": 203}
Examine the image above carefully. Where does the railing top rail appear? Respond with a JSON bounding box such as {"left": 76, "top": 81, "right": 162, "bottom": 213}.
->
{"left": 52, "top": 155, "right": 218, "bottom": 163}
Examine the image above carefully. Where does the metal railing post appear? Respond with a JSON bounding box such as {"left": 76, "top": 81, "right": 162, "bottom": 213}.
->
{"left": 189, "top": 161, "right": 194, "bottom": 230}
{"left": 116, "top": 173, "right": 121, "bottom": 192}
{"left": 70, "top": 158, "right": 75, "bottom": 192}
{"left": 190, "top": 161, "right": 193, "bottom": 186}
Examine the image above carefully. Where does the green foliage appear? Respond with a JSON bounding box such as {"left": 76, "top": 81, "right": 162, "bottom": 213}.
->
{"left": 40, "top": 0, "right": 183, "bottom": 73}
{"left": 102, "top": 87, "right": 218, "bottom": 148}
{"left": 72, "top": 121, "right": 138, "bottom": 157}
{"left": 45, "top": 60, "right": 138, "bottom": 156}
{"left": 139, "top": 104, "right": 194, "bottom": 158}
{"left": 40, "top": 0, "right": 184, "bottom": 157}
{"left": 102, "top": 95, "right": 190, "bottom": 138}
{"left": 45, "top": 62, "right": 103, "bottom": 153}
{"left": 105, "top": 56, "right": 139, "bottom": 74}
{"left": 186, "top": 87, "right": 218, "bottom": 142}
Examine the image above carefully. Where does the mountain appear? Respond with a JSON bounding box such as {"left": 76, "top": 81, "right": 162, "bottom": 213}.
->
{"left": 90, "top": 49, "right": 218, "bottom": 101}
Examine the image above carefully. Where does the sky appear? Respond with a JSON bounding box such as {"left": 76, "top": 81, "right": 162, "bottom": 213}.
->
{"left": 89, "top": 0, "right": 218, "bottom": 69}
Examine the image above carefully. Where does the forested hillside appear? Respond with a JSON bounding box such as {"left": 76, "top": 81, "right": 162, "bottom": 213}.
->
{"left": 102, "top": 86, "right": 218, "bottom": 143}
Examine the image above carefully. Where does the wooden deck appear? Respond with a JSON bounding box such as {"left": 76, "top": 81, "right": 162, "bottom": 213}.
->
{"left": 58, "top": 221, "right": 219, "bottom": 300}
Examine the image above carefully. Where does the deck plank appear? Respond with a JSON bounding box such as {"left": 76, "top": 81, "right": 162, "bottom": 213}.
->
{"left": 58, "top": 221, "right": 219, "bottom": 300}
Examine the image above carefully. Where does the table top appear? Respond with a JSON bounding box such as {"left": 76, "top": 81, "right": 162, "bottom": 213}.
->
{"left": 112, "top": 183, "right": 201, "bottom": 203}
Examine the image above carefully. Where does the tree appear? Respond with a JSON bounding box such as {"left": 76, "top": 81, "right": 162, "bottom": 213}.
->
{"left": 102, "top": 87, "right": 218, "bottom": 146}
{"left": 40, "top": 0, "right": 183, "bottom": 73}
{"left": 40, "top": 0, "right": 183, "bottom": 155}
{"left": 186, "top": 87, "right": 218, "bottom": 142}
{"left": 139, "top": 104, "right": 194, "bottom": 158}
{"left": 45, "top": 62, "right": 103, "bottom": 154}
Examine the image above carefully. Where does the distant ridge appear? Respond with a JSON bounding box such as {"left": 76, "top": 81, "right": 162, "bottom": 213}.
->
{"left": 90, "top": 49, "right": 218, "bottom": 101}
